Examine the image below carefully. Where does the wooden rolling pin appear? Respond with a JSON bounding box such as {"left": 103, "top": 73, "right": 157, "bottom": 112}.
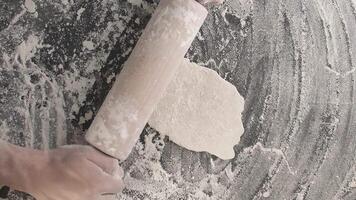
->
{"left": 86, "top": 0, "right": 208, "bottom": 160}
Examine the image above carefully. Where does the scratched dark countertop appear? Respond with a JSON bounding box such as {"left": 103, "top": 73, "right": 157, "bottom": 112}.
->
{"left": 0, "top": 0, "right": 356, "bottom": 199}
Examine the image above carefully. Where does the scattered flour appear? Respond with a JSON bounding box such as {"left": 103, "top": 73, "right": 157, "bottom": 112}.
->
{"left": 63, "top": 68, "right": 95, "bottom": 117}
{"left": 61, "top": 0, "right": 69, "bottom": 5}
{"left": 115, "top": 128, "right": 232, "bottom": 200}
{"left": 76, "top": 7, "right": 85, "bottom": 20}
{"left": 82, "top": 40, "right": 95, "bottom": 51}
{"left": 350, "top": 178, "right": 356, "bottom": 188}
{"left": 79, "top": 110, "right": 93, "bottom": 125}
{"left": 262, "top": 191, "right": 271, "bottom": 198}
{"left": 127, "top": 0, "right": 155, "bottom": 13}
{"left": 0, "top": 121, "right": 10, "bottom": 141}
{"left": 106, "top": 73, "right": 116, "bottom": 84}
{"left": 127, "top": 0, "right": 143, "bottom": 7}
{"left": 15, "top": 34, "right": 40, "bottom": 64}
{"left": 224, "top": 0, "right": 253, "bottom": 19}
{"left": 24, "top": 0, "right": 37, "bottom": 13}
{"left": 6, "top": 9, "right": 27, "bottom": 30}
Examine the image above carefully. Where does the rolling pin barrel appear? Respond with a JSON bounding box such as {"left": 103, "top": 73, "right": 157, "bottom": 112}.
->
{"left": 85, "top": 0, "right": 208, "bottom": 160}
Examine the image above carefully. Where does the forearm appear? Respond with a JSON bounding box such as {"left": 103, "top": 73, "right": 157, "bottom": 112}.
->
{"left": 0, "top": 140, "right": 45, "bottom": 192}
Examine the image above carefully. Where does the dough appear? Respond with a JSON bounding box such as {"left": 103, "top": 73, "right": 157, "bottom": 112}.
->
{"left": 149, "top": 59, "right": 245, "bottom": 160}
{"left": 85, "top": 0, "right": 208, "bottom": 160}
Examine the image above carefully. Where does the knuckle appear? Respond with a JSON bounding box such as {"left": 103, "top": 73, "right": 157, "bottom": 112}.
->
{"left": 110, "top": 158, "right": 118, "bottom": 167}
{"left": 81, "top": 145, "right": 95, "bottom": 153}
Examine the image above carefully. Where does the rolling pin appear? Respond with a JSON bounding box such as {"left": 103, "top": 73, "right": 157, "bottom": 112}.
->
{"left": 85, "top": 0, "right": 208, "bottom": 160}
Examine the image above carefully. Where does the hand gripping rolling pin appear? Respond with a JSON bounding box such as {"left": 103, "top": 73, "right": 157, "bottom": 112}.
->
{"left": 86, "top": 0, "right": 209, "bottom": 160}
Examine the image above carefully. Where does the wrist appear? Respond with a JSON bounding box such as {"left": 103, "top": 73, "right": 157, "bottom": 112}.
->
{"left": 0, "top": 143, "right": 47, "bottom": 193}
{"left": 20, "top": 148, "right": 48, "bottom": 194}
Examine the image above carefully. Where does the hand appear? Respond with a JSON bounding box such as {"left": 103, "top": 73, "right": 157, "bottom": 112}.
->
{"left": 26, "top": 145, "right": 124, "bottom": 200}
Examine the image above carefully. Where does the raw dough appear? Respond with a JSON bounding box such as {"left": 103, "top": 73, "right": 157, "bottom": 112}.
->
{"left": 149, "top": 59, "right": 244, "bottom": 160}
{"left": 85, "top": 0, "right": 208, "bottom": 160}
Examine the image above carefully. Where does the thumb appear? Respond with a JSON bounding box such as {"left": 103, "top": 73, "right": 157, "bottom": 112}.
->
{"left": 112, "top": 164, "right": 124, "bottom": 178}
{"left": 98, "top": 194, "right": 118, "bottom": 200}
{"left": 98, "top": 173, "right": 124, "bottom": 194}
{"left": 96, "top": 165, "right": 124, "bottom": 194}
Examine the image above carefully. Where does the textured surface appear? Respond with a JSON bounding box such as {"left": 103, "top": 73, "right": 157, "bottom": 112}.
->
{"left": 0, "top": 0, "right": 356, "bottom": 199}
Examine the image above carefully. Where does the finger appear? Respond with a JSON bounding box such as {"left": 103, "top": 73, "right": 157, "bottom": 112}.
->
{"left": 98, "top": 194, "right": 118, "bottom": 200}
{"left": 91, "top": 194, "right": 102, "bottom": 200}
{"left": 59, "top": 144, "right": 86, "bottom": 150}
{"left": 112, "top": 164, "right": 124, "bottom": 179}
{"left": 97, "top": 173, "right": 124, "bottom": 194}
{"left": 82, "top": 146, "right": 119, "bottom": 175}
{"left": 85, "top": 159, "right": 124, "bottom": 194}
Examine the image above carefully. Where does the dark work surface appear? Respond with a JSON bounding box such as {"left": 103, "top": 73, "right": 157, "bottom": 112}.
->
{"left": 0, "top": 0, "right": 356, "bottom": 199}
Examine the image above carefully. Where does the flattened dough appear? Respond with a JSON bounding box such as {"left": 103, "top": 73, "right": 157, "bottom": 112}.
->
{"left": 148, "top": 59, "right": 244, "bottom": 159}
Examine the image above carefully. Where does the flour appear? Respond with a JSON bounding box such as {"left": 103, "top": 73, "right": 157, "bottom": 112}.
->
{"left": 79, "top": 110, "right": 93, "bottom": 125}
{"left": 85, "top": 95, "right": 140, "bottom": 158}
{"left": 76, "top": 7, "right": 85, "bottom": 21}
{"left": 82, "top": 40, "right": 95, "bottom": 51}
{"left": 350, "top": 176, "right": 356, "bottom": 188}
{"left": 2, "top": 53, "right": 11, "bottom": 68}
{"left": 127, "top": 0, "right": 143, "bottom": 7}
{"left": 7, "top": 9, "right": 26, "bottom": 29}
{"left": 61, "top": 0, "right": 69, "bottom": 5}
{"left": 106, "top": 73, "right": 116, "bottom": 84}
{"left": 15, "top": 34, "right": 40, "bottom": 65}
{"left": 117, "top": 128, "right": 233, "bottom": 199}
{"left": 24, "top": 0, "right": 37, "bottom": 13}
{"left": 262, "top": 191, "right": 271, "bottom": 198}
{"left": 127, "top": 0, "right": 155, "bottom": 13}
{"left": 0, "top": 121, "right": 10, "bottom": 141}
